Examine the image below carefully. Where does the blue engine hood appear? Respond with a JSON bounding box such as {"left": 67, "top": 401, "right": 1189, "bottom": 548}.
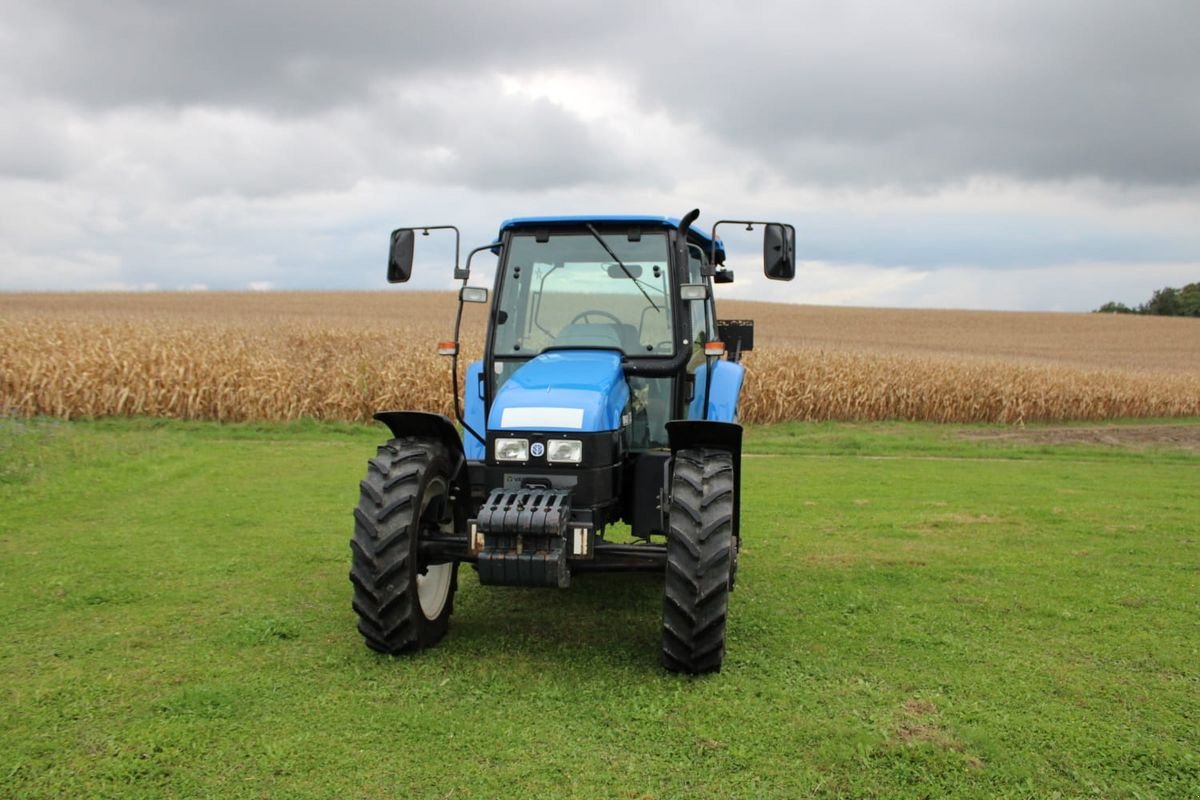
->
{"left": 488, "top": 350, "right": 629, "bottom": 433}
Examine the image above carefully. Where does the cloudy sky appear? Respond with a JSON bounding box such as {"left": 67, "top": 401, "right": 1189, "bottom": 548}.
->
{"left": 2, "top": 0, "right": 1198, "bottom": 310}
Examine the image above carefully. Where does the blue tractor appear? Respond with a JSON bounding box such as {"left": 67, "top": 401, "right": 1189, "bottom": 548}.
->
{"left": 351, "top": 209, "right": 795, "bottom": 673}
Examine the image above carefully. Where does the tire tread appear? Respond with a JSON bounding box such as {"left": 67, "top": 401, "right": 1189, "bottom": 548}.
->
{"left": 661, "top": 448, "right": 734, "bottom": 674}
{"left": 349, "top": 438, "right": 456, "bottom": 655}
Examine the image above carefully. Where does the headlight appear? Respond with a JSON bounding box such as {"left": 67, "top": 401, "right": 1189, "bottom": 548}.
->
{"left": 546, "top": 439, "right": 583, "bottom": 464}
{"left": 494, "top": 438, "right": 529, "bottom": 462}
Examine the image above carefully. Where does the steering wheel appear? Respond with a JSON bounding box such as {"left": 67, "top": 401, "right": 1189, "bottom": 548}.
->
{"left": 568, "top": 310, "right": 624, "bottom": 327}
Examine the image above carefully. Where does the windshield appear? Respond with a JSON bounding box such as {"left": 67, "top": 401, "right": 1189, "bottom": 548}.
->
{"left": 493, "top": 231, "right": 674, "bottom": 358}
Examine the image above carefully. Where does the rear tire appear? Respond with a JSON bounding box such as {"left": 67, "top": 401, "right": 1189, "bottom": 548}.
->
{"left": 350, "top": 438, "right": 459, "bottom": 654}
{"left": 661, "top": 448, "right": 735, "bottom": 674}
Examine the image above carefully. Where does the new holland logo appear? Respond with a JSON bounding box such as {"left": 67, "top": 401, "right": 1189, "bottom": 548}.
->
{"left": 530, "top": 442, "right": 545, "bottom": 458}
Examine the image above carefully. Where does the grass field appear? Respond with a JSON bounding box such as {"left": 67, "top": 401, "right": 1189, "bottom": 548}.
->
{"left": 2, "top": 417, "right": 1197, "bottom": 798}
{"left": 3, "top": 292, "right": 1199, "bottom": 424}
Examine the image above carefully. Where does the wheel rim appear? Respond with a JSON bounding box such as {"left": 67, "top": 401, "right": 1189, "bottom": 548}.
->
{"left": 417, "top": 476, "right": 453, "bottom": 620}
{"left": 417, "top": 563, "right": 452, "bottom": 620}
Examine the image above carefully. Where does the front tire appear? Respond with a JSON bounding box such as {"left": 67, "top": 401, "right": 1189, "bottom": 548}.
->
{"left": 661, "top": 448, "right": 735, "bottom": 674}
{"left": 350, "top": 438, "right": 459, "bottom": 654}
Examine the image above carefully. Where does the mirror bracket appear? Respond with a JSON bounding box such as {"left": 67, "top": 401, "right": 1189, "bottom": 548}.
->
{"left": 461, "top": 241, "right": 501, "bottom": 285}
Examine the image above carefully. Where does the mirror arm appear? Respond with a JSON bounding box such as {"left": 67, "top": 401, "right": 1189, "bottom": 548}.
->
{"left": 403, "top": 225, "right": 463, "bottom": 278}
{"left": 446, "top": 241, "right": 499, "bottom": 449}
{"left": 709, "top": 219, "right": 766, "bottom": 274}
{"left": 460, "top": 241, "right": 501, "bottom": 285}
{"left": 448, "top": 288, "right": 484, "bottom": 449}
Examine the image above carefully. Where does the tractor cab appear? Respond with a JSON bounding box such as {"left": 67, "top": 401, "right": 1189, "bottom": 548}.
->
{"left": 486, "top": 216, "right": 726, "bottom": 451}
{"left": 352, "top": 209, "right": 795, "bottom": 673}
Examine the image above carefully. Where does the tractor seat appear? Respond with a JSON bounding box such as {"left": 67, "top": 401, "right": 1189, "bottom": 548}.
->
{"left": 615, "top": 323, "right": 641, "bottom": 353}
{"left": 553, "top": 323, "right": 624, "bottom": 350}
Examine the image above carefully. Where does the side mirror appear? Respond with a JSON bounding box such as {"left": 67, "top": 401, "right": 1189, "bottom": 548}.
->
{"left": 388, "top": 228, "right": 415, "bottom": 283}
{"left": 460, "top": 286, "right": 488, "bottom": 304}
{"left": 763, "top": 223, "right": 796, "bottom": 281}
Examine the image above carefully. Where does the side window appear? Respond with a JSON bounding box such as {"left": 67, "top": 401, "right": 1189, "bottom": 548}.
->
{"left": 686, "top": 246, "right": 711, "bottom": 369}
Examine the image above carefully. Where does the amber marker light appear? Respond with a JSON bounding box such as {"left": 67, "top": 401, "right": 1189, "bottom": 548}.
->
{"left": 437, "top": 341, "right": 458, "bottom": 356}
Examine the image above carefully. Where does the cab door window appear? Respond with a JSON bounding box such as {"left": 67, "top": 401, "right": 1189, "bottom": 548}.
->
{"left": 685, "top": 245, "right": 713, "bottom": 369}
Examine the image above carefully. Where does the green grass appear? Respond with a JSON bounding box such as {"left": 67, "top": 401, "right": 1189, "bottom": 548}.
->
{"left": 1, "top": 417, "right": 1197, "bottom": 799}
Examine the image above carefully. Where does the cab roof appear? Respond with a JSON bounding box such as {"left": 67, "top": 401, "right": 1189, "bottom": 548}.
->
{"left": 498, "top": 215, "right": 724, "bottom": 261}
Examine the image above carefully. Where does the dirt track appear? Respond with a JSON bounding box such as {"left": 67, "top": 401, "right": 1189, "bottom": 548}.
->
{"left": 960, "top": 424, "right": 1200, "bottom": 451}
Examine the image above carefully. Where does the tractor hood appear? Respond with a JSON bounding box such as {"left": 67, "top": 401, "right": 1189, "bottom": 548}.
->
{"left": 488, "top": 350, "right": 629, "bottom": 433}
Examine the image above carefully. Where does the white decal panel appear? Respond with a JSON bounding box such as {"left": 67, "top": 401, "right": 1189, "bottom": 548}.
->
{"left": 499, "top": 407, "right": 585, "bottom": 429}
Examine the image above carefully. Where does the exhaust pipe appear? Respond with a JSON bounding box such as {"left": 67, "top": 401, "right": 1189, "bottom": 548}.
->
{"left": 679, "top": 208, "right": 700, "bottom": 234}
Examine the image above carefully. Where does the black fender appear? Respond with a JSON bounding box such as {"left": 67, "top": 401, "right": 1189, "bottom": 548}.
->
{"left": 373, "top": 411, "right": 471, "bottom": 526}
{"left": 666, "top": 420, "right": 743, "bottom": 539}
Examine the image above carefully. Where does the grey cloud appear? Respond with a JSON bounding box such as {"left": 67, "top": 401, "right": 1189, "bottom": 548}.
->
{"left": 3, "top": 0, "right": 634, "bottom": 113}
{"left": 794, "top": 209, "right": 1200, "bottom": 270}
{"left": 3, "top": 0, "right": 1199, "bottom": 304}
{"left": 0, "top": 103, "right": 77, "bottom": 180}
{"left": 639, "top": 1, "right": 1200, "bottom": 187}
{"left": 0, "top": 84, "right": 654, "bottom": 202}
{"left": 9, "top": 1, "right": 1198, "bottom": 189}
{"left": 401, "top": 94, "right": 666, "bottom": 192}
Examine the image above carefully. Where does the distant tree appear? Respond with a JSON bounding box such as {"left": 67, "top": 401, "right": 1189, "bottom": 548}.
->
{"left": 1096, "top": 282, "right": 1199, "bottom": 316}
{"left": 1178, "top": 282, "right": 1200, "bottom": 317}
{"left": 1140, "top": 287, "right": 1181, "bottom": 316}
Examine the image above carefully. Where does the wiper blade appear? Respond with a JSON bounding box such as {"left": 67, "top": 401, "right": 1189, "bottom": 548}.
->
{"left": 585, "top": 223, "right": 659, "bottom": 312}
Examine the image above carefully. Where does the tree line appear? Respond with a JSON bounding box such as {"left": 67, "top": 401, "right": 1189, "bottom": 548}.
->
{"left": 1095, "top": 283, "right": 1200, "bottom": 316}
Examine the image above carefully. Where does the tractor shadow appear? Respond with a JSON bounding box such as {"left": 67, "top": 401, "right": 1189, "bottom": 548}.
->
{"left": 447, "top": 568, "right": 666, "bottom": 672}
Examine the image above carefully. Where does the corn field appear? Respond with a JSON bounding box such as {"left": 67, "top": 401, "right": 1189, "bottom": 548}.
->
{"left": 2, "top": 292, "right": 1198, "bottom": 425}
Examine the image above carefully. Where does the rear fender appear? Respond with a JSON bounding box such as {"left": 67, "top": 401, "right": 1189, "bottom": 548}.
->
{"left": 666, "top": 420, "right": 743, "bottom": 539}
